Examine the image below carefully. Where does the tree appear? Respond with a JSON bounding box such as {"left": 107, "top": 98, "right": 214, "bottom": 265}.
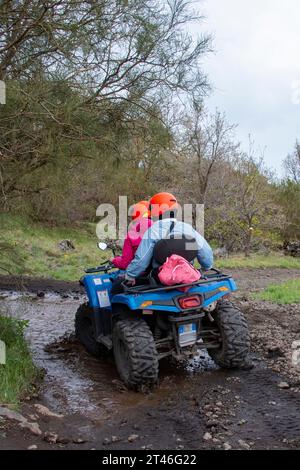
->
{"left": 277, "top": 180, "right": 300, "bottom": 243}
{"left": 283, "top": 141, "right": 300, "bottom": 183}
{"left": 0, "top": 1, "right": 211, "bottom": 105}
{"left": 179, "top": 107, "right": 237, "bottom": 205}
{"left": 205, "top": 142, "right": 280, "bottom": 256}
{"left": 0, "top": 0, "right": 212, "bottom": 219}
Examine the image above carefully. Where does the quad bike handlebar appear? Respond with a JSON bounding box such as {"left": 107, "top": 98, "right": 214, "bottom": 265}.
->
{"left": 84, "top": 261, "right": 114, "bottom": 273}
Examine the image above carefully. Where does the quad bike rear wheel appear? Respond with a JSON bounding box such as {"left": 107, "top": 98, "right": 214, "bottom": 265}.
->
{"left": 113, "top": 318, "right": 159, "bottom": 389}
{"left": 208, "top": 299, "right": 251, "bottom": 369}
{"left": 75, "top": 303, "right": 106, "bottom": 357}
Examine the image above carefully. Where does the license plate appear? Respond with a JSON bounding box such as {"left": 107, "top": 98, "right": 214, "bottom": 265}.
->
{"left": 178, "top": 323, "right": 197, "bottom": 347}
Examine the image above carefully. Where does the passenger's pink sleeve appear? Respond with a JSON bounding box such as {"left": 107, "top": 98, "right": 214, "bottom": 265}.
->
{"left": 112, "top": 235, "right": 134, "bottom": 270}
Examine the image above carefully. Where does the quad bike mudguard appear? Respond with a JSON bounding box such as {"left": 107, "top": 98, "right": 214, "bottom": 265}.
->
{"left": 82, "top": 271, "right": 119, "bottom": 346}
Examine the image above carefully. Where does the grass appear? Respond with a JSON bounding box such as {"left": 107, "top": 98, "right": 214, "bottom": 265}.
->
{"left": 215, "top": 253, "right": 300, "bottom": 270}
{"left": 0, "top": 213, "right": 109, "bottom": 281}
{"left": 0, "top": 213, "right": 300, "bottom": 281}
{"left": 0, "top": 315, "right": 39, "bottom": 405}
{"left": 253, "top": 279, "right": 300, "bottom": 305}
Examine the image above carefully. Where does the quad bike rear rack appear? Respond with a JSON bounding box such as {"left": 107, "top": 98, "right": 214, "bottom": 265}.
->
{"left": 124, "top": 270, "right": 231, "bottom": 294}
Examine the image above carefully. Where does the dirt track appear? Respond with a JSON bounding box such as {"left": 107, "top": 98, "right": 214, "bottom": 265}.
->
{"left": 0, "top": 268, "right": 299, "bottom": 450}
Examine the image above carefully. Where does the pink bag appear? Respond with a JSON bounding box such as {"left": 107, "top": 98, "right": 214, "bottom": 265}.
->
{"left": 158, "top": 254, "right": 201, "bottom": 291}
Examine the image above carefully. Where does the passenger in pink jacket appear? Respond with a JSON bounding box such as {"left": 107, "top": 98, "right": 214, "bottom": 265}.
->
{"left": 111, "top": 201, "right": 153, "bottom": 270}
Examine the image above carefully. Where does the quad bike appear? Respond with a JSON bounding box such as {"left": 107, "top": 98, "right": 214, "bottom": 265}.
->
{"left": 75, "top": 242, "right": 250, "bottom": 389}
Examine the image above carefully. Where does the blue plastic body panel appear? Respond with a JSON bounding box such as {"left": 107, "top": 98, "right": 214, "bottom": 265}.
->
{"left": 83, "top": 271, "right": 237, "bottom": 314}
{"left": 112, "top": 278, "right": 236, "bottom": 313}
{"left": 83, "top": 271, "right": 120, "bottom": 309}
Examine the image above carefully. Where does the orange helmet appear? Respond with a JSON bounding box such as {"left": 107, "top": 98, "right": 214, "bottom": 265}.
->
{"left": 129, "top": 200, "right": 149, "bottom": 221}
{"left": 149, "top": 192, "right": 178, "bottom": 218}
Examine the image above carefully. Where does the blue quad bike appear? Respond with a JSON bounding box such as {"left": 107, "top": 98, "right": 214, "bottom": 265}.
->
{"left": 75, "top": 243, "right": 250, "bottom": 389}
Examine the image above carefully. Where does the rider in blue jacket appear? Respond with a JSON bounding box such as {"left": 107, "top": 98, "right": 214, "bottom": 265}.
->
{"left": 125, "top": 192, "right": 213, "bottom": 283}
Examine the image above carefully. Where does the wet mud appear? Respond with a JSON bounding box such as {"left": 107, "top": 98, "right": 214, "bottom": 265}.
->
{"left": 0, "top": 268, "right": 299, "bottom": 450}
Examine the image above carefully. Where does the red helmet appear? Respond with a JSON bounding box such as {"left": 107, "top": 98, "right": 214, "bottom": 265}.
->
{"left": 149, "top": 192, "right": 178, "bottom": 218}
{"left": 129, "top": 200, "right": 149, "bottom": 221}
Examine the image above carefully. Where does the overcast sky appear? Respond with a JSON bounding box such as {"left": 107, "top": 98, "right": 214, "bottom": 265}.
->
{"left": 195, "top": 0, "right": 300, "bottom": 176}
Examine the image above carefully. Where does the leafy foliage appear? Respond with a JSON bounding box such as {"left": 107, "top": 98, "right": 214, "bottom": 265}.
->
{"left": 0, "top": 314, "right": 38, "bottom": 404}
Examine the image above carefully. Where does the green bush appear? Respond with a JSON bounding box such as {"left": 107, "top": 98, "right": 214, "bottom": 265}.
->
{"left": 0, "top": 315, "right": 39, "bottom": 405}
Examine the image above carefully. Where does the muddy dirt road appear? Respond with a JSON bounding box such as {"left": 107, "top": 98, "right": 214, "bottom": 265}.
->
{"left": 0, "top": 268, "right": 299, "bottom": 450}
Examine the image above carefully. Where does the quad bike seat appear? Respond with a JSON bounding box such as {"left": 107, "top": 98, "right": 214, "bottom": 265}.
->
{"left": 153, "top": 235, "right": 198, "bottom": 265}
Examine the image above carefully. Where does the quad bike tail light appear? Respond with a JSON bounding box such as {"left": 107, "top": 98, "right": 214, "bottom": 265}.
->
{"left": 178, "top": 295, "right": 202, "bottom": 310}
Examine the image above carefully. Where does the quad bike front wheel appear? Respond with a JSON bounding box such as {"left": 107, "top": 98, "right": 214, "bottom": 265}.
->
{"left": 113, "top": 318, "right": 159, "bottom": 390}
{"left": 75, "top": 303, "right": 106, "bottom": 357}
{"left": 208, "top": 299, "right": 251, "bottom": 369}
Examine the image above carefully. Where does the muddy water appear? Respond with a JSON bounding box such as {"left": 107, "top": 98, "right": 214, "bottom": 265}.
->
{"left": 1, "top": 270, "right": 300, "bottom": 449}
{"left": 1, "top": 292, "right": 216, "bottom": 420}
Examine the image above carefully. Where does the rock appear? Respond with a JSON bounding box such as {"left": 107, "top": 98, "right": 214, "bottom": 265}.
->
{"left": 57, "top": 437, "right": 70, "bottom": 444}
{"left": 0, "top": 406, "right": 42, "bottom": 437}
{"left": 111, "top": 436, "right": 121, "bottom": 443}
{"left": 34, "top": 404, "right": 64, "bottom": 419}
{"left": 203, "top": 432, "right": 213, "bottom": 441}
{"left": 128, "top": 434, "right": 139, "bottom": 443}
{"left": 238, "top": 419, "right": 247, "bottom": 426}
{"left": 27, "top": 414, "right": 38, "bottom": 421}
{"left": 27, "top": 445, "right": 38, "bottom": 450}
{"left": 238, "top": 439, "right": 251, "bottom": 450}
{"left": 278, "top": 382, "right": 290, "bottom": 389}
{"left": 37, "top": 291, "right": 45, "bottom": 298}
{"left": 19, "top": 421, "right": 42, "bottom": 436}
{"left": 206, "top": 420, "right": 218, "bottom": 428}
{"left": 0, "top": 407, "right": 27, "bottom": 423}
{"left": 58, "top": 240, "right": 75, "bottom": 251}
{"left": 73, "top": 438, "right": 86, "bottom": 444}
{"left": 43, "top": 432, "right": 58, "bottom": 443}
{"left": 223, "top": 442, "right": 232, "bottom": 450}
{"left": 102, "top": 438, "right": 111, "bottom": 445}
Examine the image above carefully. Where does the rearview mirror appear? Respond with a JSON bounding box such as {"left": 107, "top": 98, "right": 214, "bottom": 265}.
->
{"left": 97, "top": 242, "right": 108, "bottom": 251}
